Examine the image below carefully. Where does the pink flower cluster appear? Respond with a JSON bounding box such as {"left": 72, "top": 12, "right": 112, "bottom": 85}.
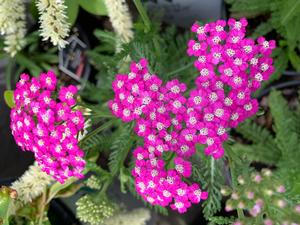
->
{"left": 108, "top": 18, "right": 275, "bottom": 213}
{"left": 10, "top": 71, "right": 85, "bottom": 183}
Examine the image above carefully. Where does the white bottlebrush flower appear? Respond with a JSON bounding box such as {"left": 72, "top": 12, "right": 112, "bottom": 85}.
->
{"left": 102, "top": 208, "right": 151, "bottom": 225}
{"left": 0, "top": 0, "right": 26, "bottom": 56}
{"left": 104, "top": 0, "right": 134, "bottom": 49}
{"left": 11, "top": 163, "right": 53, "bottom": 204}
{"left": 36, "top": 0, "right": 70, "bottom": 48}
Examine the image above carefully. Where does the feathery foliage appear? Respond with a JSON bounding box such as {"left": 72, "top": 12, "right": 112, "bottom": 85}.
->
{"left": 108, "top": 123, "right": 134, "bottom": 175}
{"left": 233, "top": 90, "right": 300, "bottom": 200}
{"left": 192, "top": 146, "right": 225, "bottom": 220}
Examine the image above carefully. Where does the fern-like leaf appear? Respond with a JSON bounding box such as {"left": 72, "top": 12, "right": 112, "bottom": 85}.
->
{"left": 193, "top": 149, "right": 225, "bottom": 220}
{"left": 108, "top": 123, "right": 134, "bottom": 175}
{"left": 231, "top": 143, "right": 280, "bottom": 165}
{"left": 208, "top": 216, "right": 236, "bottom": 225}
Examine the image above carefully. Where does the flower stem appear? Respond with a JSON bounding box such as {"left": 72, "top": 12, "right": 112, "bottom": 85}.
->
{"left": 38, "top": 189, "right": 47, "bottom": 225}
{"left": 133, "top": 0, "right": 161, "bottom": 58}
{"left": 166, "top": 61, "right": 194, "bottom": 78}
{"left": 5, "top": 58, "right": 14, "bottom": 90}
{"left": 79, "top": 120, "right": 113, "bottom": 146}
{"left": 227, "top": 155, "right": 245, "bottom": 219}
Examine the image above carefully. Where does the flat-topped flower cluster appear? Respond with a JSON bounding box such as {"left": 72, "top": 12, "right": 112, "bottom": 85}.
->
{"left": 10, "top": 71, "right": 85, "bottom": 183}
{"left": 110, "top": 18, "right": 275, "bottom": 213}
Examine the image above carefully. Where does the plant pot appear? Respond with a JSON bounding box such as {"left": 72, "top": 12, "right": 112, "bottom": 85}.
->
{"left": 0, "top": 178, "right": 81, "bottom": 225}
{"left": 145, "top": 0, "right": 225, "bottom": 27}
{"left": 282, "top": 70, "right": 300, "bottom": 77}
{"left": 257, "top": 78, "right": 300, "bottom": 99}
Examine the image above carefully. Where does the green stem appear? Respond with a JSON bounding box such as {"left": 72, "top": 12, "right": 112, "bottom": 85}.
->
{"left": 133, "top": 0, "right": 151, "bottom": 33}
{"left": 38, "top": 189, "right": 47, "bottom": 225}
{"left": 79, "top": 120, "right": 113, "bottom": 145}
{"left": 5, "top": 59, "right": 14, "bottom": 90}
{"left": 227, "top": 156, "right": 245, "bottom": 219}
{"left": 210, "top": 158, "right": 215, "bottom": 185}
{"left": 133, "top": 0, "right": 161, "bottom": 58}
{"left": 166, "top": 61, "right": 194, "bottom": 78}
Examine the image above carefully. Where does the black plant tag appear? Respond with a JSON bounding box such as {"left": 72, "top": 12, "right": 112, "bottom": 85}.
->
{"left": 59, "top": 35, "right": 90, "bottom": 85}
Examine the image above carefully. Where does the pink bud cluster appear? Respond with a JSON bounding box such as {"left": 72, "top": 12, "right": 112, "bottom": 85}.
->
{"left": 10, "top": 71, "right": 85, "bottom": 183}
{"left": 108, "top": 18, "right": 275, "bottom": 213}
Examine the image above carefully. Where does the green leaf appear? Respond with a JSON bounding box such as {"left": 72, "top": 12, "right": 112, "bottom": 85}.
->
{"left": 15, "top": 53, "right": 42, "bottom": 75}
{"left": 231, "top": 143, "right": 280, "bottom": 165}
{"left": 94, "top": 30, "right": 116, "bottom": 43}
{"left": 78, "top": 0, "right": 107, "bottom": 16}
{"left": 4, "top": 90, "right": 15, "bottom": 108}
{"left": 55, "top": 183, "right": 83, "bottom": 199}
{"left": 208, "top": 216, "right": 236, "bottom": 225}
{"left": 65, "top": 0, "right": 79, "bottom": 26}
{"left": 0, "top": 187, "right": 15, "bottom": 225}
{"left": 288, "top": 49, "right": 300, "bottom": 71}
{"left": 281, "top": 0, "right": 300, "bottom": 25}
{"left": 108, "top": 123, "right": 134, "bottom": 175}
{"left": 250, "top": 19, "right": 274, "bottom": 38}
{"left": 47, "top": 177, "right": 77, "bottom": 204}
{"left": 30, "top": 0, "right": 39, "bottom": 20}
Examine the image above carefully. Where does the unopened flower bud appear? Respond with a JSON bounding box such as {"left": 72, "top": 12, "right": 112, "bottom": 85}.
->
{"left": 246, "top": 191, "right": 254, "bottom": 199}
{"left": 277, "top": 199, "right": 286, "bottom": 208}
{"left": 276, "top": 185, "right": 286, "bottom": 193}
{"left": 237, "top": 175, "right": 245, "bottom": 185}
{"left": 262, "top": 169, "right": 272, "bottom": 177}
{"left": 295, "top": 205, "right": 300, "bottom": 213}
{"left": 264, "top": 219, "right": 273, "bottom": 225}
{"left": 231, "top": 192, "right": 239, "bottom": 200}
{"left": 220, "top": 186, "right": 231, "bottom": 196}
{"left": 238, "top": 201, "right": 245, "bottom": 209}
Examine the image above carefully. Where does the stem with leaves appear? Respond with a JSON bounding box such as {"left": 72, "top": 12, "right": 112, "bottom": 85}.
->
{"left": 133, "top": 0, "right": 151, "bottom": 33}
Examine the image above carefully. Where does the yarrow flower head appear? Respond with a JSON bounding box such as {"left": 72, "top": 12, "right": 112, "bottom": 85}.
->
{"left": 10, "top": 71, "right": 85, "bottom": 183}
{"left": 109, "top": 18, "right": 275, "bottom": 213}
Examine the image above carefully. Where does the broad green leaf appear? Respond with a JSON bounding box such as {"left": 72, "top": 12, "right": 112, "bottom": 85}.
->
{"left": 55, "top": 183, "right": 83, "bottom": 199}
{"left": 4, "top": 90, "right": 15, "bottom": 108}
{"left": 47, "top": 177, "right": 77, "bottom": 204}
{"left": 0, "top": 187, "right": 15, "bottom": 225}
{"left": 78, "top": 0, "right": 107, "bottom": 16}
{"left": 15, "top": 54, "right": 42, "bottom": 76}
{"left": 65, "top": 0, "right": 79, "bottom": 26}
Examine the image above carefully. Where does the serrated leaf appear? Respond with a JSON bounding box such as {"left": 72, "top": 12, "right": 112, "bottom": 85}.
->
{"left": 251, "top": 19, "right": 274, "bottom": 38}
{"left": 108, "top": 123, "right": 134, "bottom": 175}
{"left": 78, "top": 0, "right": 107, "bottom": 16}
{"left": 4, "top": 90, "right": 15, "bottom": 108}
{"left": 281, "top": 0, "right": 300, "bottom": 25}
{"left": 231, "top": 143, "right": 280, "bottom": 165}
